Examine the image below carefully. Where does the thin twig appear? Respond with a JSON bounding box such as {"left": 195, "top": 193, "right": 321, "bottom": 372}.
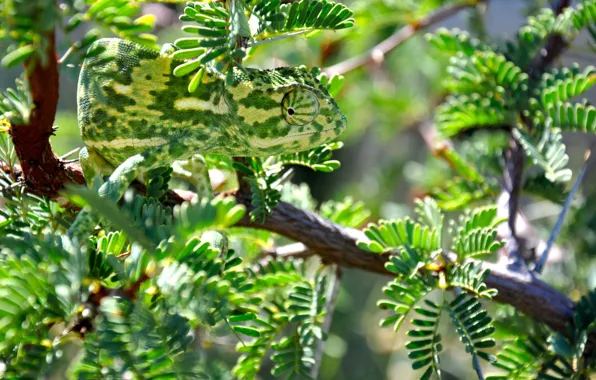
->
{"left": 58, "top": 44, "right": 76, "bottom": 65}
{"left": 323, "top": 0, "right": 480, "bottom": 75}
{"left": 311, "top": 265, "right": 342, "bottom": 379}
{"left": 59, "top": 147, "right": 81, "bottom": 160}
{"left": 535, "top": 147, "right": 592, "bottom": 274}
{"left": 262, "top": 242, "right": 311, "bottom": 259}
{"left": 247, "top": 30, "right": 310, "bottom": 47}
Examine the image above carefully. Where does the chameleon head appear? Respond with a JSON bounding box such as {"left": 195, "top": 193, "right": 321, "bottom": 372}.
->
{"left": 228, "top": 67, "right": 347, "bottom": 155}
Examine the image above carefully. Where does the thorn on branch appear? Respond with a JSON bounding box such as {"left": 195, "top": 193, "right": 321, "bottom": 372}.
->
{"left": 535, "top": 146, "right": 593, "bottom": 274}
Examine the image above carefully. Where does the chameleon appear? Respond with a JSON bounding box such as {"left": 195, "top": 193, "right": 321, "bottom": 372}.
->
{"left": 66, "top": 37, "right": 347, "bottom": 242}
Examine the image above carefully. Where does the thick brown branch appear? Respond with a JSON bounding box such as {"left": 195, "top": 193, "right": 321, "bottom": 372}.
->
{"left": 9, "top": 32, "right": 84, "bottom": 196}
{"left": 233, "top": 196, "right": 575, "bottom": 332}
{"left": 324, "top": 0, "right": 480, "bottom": 75}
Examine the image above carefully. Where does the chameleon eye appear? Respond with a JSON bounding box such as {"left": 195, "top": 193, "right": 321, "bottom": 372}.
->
{"left": 281, "top": 88, "right": 319, "bottom": 126}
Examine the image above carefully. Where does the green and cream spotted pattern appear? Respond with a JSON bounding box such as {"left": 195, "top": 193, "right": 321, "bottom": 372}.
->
{"left": 78, "top": 38, "right": 346, "bottom": 175}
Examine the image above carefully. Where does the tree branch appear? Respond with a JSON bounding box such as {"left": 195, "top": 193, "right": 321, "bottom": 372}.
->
{"left": 324, "top": 0, "right": 480, "bottom": 75}
{"left": 232, "top": 195, "right": 575, "bottom": 333}
{"left": 2, "top": 154, "right": 578, "bottom": 334}
{"left": 498, "top": 0, "right": 571, "bottom": 267}
{"left": 8, "top": 32, "right": 85, "bottom": 197}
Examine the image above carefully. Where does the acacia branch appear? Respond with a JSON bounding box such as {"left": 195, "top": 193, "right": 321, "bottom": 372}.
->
{"left": 8, "top": 32, "right": 85, "bottom": 197}
{"left": 324, "top": 0, "right": 481, "bottom": 75}
{"left": 232, "top": 196, "right": 575, "bottom": 332}
{"left": 498, "top": 0, "right": 571, "bottom": 267}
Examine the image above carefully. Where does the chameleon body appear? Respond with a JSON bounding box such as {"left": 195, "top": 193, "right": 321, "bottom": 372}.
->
{"left": 67, "top": 38, "right": 346, "bottom": 241}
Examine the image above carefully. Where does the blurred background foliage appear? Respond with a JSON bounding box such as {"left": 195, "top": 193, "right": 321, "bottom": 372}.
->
{"left": 1, "top": 0, "right": 596, "bottom": 379}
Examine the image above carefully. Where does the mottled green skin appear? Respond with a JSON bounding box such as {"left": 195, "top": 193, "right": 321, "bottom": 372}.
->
{"left": 78, "top": 38, "right": 345, "bottom": 166}
{"left": 67, "top": 38, "right": 346, "bottom": 242}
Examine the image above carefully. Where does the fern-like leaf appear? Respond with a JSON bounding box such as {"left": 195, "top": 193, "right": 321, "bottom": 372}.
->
{"left": 487, "top": 326, "right": 573, "bottom": 380}
{"left": 232, "top": 305, "right": 288, "bottom": 379}
{"left": 432, "top": 177, "right": 497, "bottom": 211}
{"left": 319, "top": 196, "right": 371, "bottom": 228}
{"left": 436, "top": 94, "right": 515, "bottom": 137}
{"left": 277, "top": 141, "right": 342, "bottom": 173}
{"left": 406, "top": 300, "right": 444, "bottom": 380}
{"left": 450, "top": 205, "right": 504, "bottom": 259}
{"left": 358, "top": 218, "right": 441, "bottom": 255}
{"left": 0, "top": 76, "right": 32, "bottom": 124}
{"left": 514, "top": 125, "right": 572, "bottom": 183}
{"left": 414, "top": 197, "right": 444, "bottom": 232}
{"left": 571, "top": 0, "right": 596, "bottom": 32}
{"left": 377, "top": 274, "right": 435, "bottom": 332}
{"left": 540, "top": 66, "right": 596, "bottom": 106}
{"left": 446, "top": 294, "right": 497, "bottom": 368}
{"left": 447, "top": 262, "right": 497, "bottom": 299}
{"left": 252, "top": 0, "right": 355, "bottom": 37}
{"left": 546, "top": 102, "right": 596, "bottom": 133}
{"left": 271, "top": 333, "right": 314, "bottom": 379}
{"left": 426, "top": 28, "right": 492, "bottom": 56}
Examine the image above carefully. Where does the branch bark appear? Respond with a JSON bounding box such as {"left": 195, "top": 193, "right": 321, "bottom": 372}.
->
{"left": 232, "top": 196, "right": 575, "bottom": 332}
{"left": 8, "top": 33, "right": 85, "bottom": 197}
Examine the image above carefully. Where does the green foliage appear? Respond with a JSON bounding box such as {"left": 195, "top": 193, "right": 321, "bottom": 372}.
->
{"left": 544, "top": 102, "right": 596, "bottom": 133}
{"left": 319, "top": 196, "right": 371, "bottom": 228}
{"left": 487, "top": 325, "right": 574, "bottom": 380}
{"left": 446, "top": 262, "right": 498, "bottom": 299}
{"left": 278, "top": 141, "right": 343, "bottom": 173}
{"left": 73, "top": 298, "right": 204, "bottom": 378}
{"left": 541, "top": 289, "right": 596, "bottom": 377}
{"left": 431, "top": 177, "right": 497, "bottom": 211}
{"left": 360, "top": 198, "right": 503, "bottom": 262}
{"left": 250, "top": 0, "right": 355, "bottom": 35}
{"left": 1, "top": 0, "right": 156, "bottom": 68}
{"left": 446, "top": 294, "right": 497, "bottom": 367}
{"left": 362, "top": 197, "right": 500, "bottom": 377}
{"left": 4, "top": 0, "right": 596, "bottom": 379}
{"left": 449, "top": 205, "right": 505, "bottom": 259}
{"left": 436, "top": 93, "right": 515, "bottom": 137}
{"left": 425, "top": 0, "right": 596, "bottom": 210}
{"left": 0, "top": 76, "right": 32, "bottom": 125}
{"left": 404, "top": 300, "right": 443, "bottom": 380}
{"left": 377, "top": 271, "right": 435, "bottom": 331}
{"left": 0, "top": 0, "right": 58, "bottom": 67}
{"left": 513, "top": 123, "right": 572, "bottom": 183}
{"left": 271, "top": 273, "right": 329, "bottom": 378}
{"left": 358, "top": 217, "right": 441, "bottom": 254}
{"left": 233, "top": 142, "right": 343, "bottom": 222}
{"left": 539, "top": 66, "right": 596, "bottom": 105}
{"left": 172, "top": 0, "right": 354, "bottom": 85}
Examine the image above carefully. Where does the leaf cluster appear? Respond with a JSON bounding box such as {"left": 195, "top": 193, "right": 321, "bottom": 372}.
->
{"left": 171, "top": 0, "right": 354, "bottom": 87}
{"left": 359, "top": 197, "right": 500, "bottom": 378}
{"left": 425, "top": 0, "right": 596, "bottom": 209}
